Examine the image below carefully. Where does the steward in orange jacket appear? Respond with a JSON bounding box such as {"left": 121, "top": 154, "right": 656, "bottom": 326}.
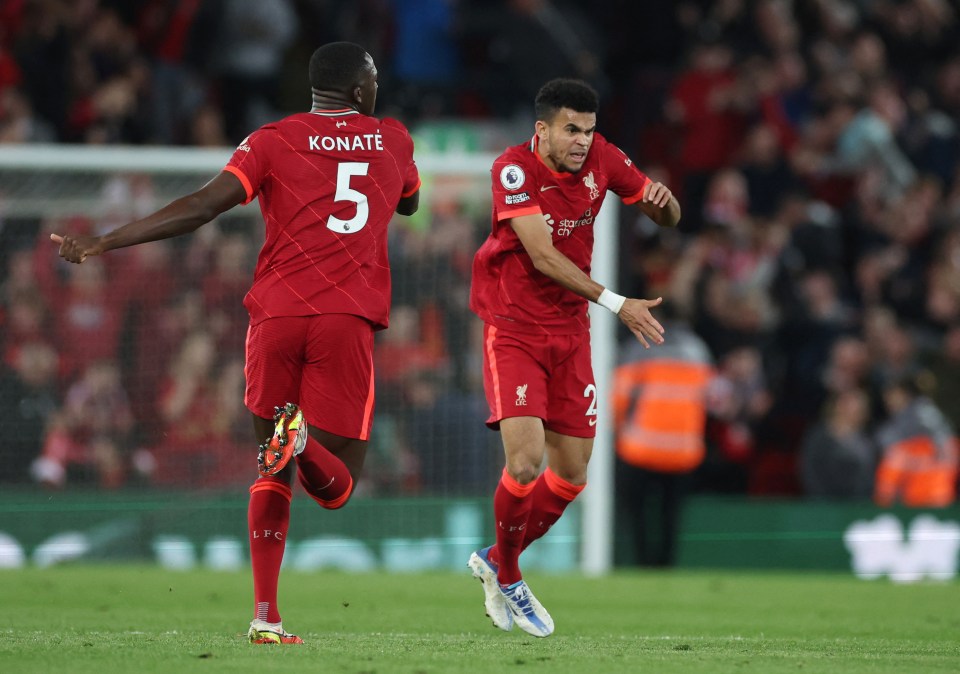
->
{"left": 613, "top": 327, "right": 714, "bottom": 473}
{"left": 874, "top": 376, "right": 957, "bottom": 508}
{"left": 613, "top": 321, "right": 713, "bottom": 567}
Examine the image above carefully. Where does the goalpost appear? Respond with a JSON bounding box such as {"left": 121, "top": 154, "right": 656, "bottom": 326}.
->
{"left": 0, "top": 144, "right": 617, "bottom": 574}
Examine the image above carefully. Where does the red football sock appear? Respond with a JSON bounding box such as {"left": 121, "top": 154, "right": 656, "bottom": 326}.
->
{"left": 295, "top": 435, "right": 354, "bottom": 510}
{"left": 248, "top": 478, "right": 292, "bottom": 624}
{"left": 492, "top": 468, "right": 536, "bottom": 586}
{"left": 521, "top": 467, "right": 584, "bottom": 550}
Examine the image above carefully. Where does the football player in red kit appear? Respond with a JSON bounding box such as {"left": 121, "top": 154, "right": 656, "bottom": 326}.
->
{"left": 51, "top": 42, "right": 420, "bottom": 644}
{"left": 468, "top": 78, "right": 680, "bottom": 637}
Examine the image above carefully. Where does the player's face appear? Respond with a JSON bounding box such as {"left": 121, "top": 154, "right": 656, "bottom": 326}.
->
{"left": 537, "top": 108, "right": 596, "bottom": 173}
{"left": 356, "top": 54, "right": 378, "bottom": 116}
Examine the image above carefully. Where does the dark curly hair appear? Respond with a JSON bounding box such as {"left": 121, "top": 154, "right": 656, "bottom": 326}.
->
{"left": 534, "top": 78, "right": 599, "bottom": 122}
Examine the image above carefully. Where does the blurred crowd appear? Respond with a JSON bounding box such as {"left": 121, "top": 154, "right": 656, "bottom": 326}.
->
{"left": 615, "top": 0, "right": 960, "bottom": 505}
{"left": 0, "top": 180, "right": 492, "bottom": 493}
{"left": 1, "top": 0, "right": 960, "bottom": 504}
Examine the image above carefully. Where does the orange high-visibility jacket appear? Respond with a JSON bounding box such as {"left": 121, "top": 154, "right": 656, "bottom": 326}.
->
{"left": 874, "top": 398, "right": 958, "bottom": 507}
{"left": 613, "top": 327, "right": 714, "bottom": 473}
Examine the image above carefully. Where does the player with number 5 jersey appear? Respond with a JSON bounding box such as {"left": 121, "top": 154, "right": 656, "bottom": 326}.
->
{"left": 50, "top": 42, "right": 420, "bottom": 646}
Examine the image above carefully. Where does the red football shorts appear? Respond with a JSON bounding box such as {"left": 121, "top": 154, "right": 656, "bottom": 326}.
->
{"left": 481, "top": 324, "right": 598, "bottom": 438}
{"left": 245, "top": 314, "right": 376, "bottom": 440}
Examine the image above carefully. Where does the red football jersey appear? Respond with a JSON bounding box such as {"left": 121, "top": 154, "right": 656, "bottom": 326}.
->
{"left": 470, "top": 133, "right": 650, "bottom": 334}
{"left": 224, "top": 109, "right": 420, "bottom": 330}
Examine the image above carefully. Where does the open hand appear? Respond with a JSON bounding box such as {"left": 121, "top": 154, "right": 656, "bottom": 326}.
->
{"left": 618, "top": 296, "right": 665, "bottom": 348}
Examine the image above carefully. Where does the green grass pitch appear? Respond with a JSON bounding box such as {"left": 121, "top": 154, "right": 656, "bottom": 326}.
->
{"left": 1, "top": 566, "right": 957, "bottom": 673}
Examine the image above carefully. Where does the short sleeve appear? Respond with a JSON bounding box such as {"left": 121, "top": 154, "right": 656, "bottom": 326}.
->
{"left": 382, "top": 117, "right": 421, "bottom": 198}
{"left": 603, "top": 140, "right": 651, "bottom": 205}
{"left": 223, "top": 129, "right": 273, "bottom": 205}
{"left": 491, "top": 156, "right": 542, "bottom": 221}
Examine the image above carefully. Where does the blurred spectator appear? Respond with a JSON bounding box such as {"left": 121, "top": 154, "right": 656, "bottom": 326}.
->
{"left": 376, "top": 304, "right": 446, "bottom": 392}
{"left": 868, "top": 0, "right": 959, "bottom": 81}
{"left": 821, "top": 335, "right": 871, "bottom": 398}
{"left": 867, "top": 320, "right": 920, "bottom": 397}
{"left": 924, "top": 324, "right": 960, "bottom": 431}
{"left": 924, "top": 223, "right": 960, "bottom": 330}
{"left": 40, "top": 252, "right": 127, "bottom": 379}
{"left": 403, "top": 369, "right": 494, "bottom": 494}
{"left": 874, "top": 179, "right": 942, "bottom": 325}
{"left": 874, "top": 374, "right": 958, "bottom": 507}
{"left": 1, "top": 248, "right": 51, "bottom": 369}
{"left": 769, "top": 49, "right": 814, "bottom": 131}
{"left": 803, "top": 80, "right": 918, "bottom": 201}
{"left": 390, "top": 0, "right": 462, "bottom": 119}
{"left": 475, "top": 0, "right": 608, "bottom": 119}
{"left": 800, "top": 388, "right": 876, "bottom": 500}
{"left": 665, "top": 39, "right": 748, "bottom": 231}
{"left": 130, "top": 289, "right": 205, "bottom": 439}
{"left": 901, "top": 80, "right": 960, "bottom": 190}
{"left": 187, "top": 102, "right": 229, "bottom": 146}
{"left": 11, "top": 0, "right": 72, "bottom": 139}
{"left": 31, "top": 359, "right": 134, "bottom": 489}
{"left": 613, "top": 313, "right": 713, "bottom": 566}
{"left": 67, "top": 9, "right": 152, "bottom": 144}
{"left": 0, "top": 342, "right": 60, "bottom": 485}
{"left": 0, "top": 87, "right": 55, "bottom": 142}
{"left": 738, "top": 123, "right": 799, "bottom": 218}
{"left": 671, "top": 169, "right": 782, "bottom": 355}
{"left": 136, "top": 0, "right": 216, "bottom": 144}
{"left": 0, "top": 25, "right": 21, "bottom": 98}
{"left": 371, "top": 304, "right": 449, "bottom": 493}
{"left": 206, "top": 0, "right": 296, "bottom": 141}
{"left": 0, "top": 247, "right": 39, "bottom": 303}
{"left": 1, "top": 290, "right": 54, "bottom": 371}
{"left": 99, "top": 232, "right": 179, "bottom": 410}
{"left": 776, "top": 268, "right": 858, "bottom": 420}
{"left": 702, "top": 346, "right": 772, "bottom": 492}
{"left": 847, "top": 31, "right": 888, "bottom": 87}
{"left": 391, "top": 190, "right": 478, "bottom": 389}
{"left": 149, "top": 332, "right": 249, "bottom": 488}
{"left": 91, "top": 175, "right": 161, "bottom": 253}
{"left": 201, "top": 231, "right": 254, "bottom": 357}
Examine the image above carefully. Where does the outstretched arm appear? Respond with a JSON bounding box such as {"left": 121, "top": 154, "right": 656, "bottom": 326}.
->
{"left": 636, "top": 181, "right": 681, "bottom": 228}
{"left": 510, "top": 213, "right": 665, "bottom": 347}
{"left": 51, "top": 172, "right": 247, "bottom": 263}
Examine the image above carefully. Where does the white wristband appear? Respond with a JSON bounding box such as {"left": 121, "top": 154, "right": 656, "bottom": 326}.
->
{"left": 597, "top": 288, "right": 626, "bottom": 315}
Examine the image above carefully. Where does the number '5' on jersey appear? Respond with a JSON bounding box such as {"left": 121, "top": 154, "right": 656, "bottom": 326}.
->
{"left": 224, "top": 109, "right": 420, "bottom": 331}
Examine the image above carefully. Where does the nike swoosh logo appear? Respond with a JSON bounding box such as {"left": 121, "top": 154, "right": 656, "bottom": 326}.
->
{"left": 318, "top": 477, "right": 335, "bottom": 490}
{"left": 588, "top": 418, "right": 597, "bottom": 427}
{"left": 540, "top": 185, "right": 560, "bottom": 191}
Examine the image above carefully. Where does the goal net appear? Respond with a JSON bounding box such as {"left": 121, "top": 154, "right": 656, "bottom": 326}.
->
{"left": 0, "top": 145, "right": 615, "bottom": 574}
